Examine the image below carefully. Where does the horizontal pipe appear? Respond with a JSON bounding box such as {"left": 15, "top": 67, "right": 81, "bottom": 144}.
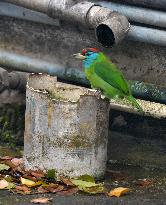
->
{"left": 0, "top": 49, "right": 165, "bottom": 106}
{"left": 3, "top": 0, "right": 130, "bottom": 47}
{"left": 108, "top": 0, "right": 166, "bottom": 11}
{"left": 1, "top": 2, "right": 166, "bottom": 47}
{"left": 3, "top": 0, "right": 49, "bottom": 13}
{"left": 0, "top": 2, "right": 59, "bottom": 26}
{"left": 96, "top": 1, "right": 166, "bottom": 28}
{"left": 127, "top": 25, "right": 166, "bottom": 46}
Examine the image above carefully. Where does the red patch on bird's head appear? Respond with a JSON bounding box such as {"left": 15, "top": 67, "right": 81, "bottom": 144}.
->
{"left": 81, "top": 48, "right": 100, "bottom": 55}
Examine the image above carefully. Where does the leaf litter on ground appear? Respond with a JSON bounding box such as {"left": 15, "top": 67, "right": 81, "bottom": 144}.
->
{"left": 31, "top": 197, "right": 52, "bottom": 204}
{"left": 0, "top": 156, "right": 131, "bottom": 199}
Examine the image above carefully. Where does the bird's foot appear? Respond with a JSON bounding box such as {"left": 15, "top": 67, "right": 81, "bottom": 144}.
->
{"left": 95, "top": 89, "right": 102, "bottom": 96}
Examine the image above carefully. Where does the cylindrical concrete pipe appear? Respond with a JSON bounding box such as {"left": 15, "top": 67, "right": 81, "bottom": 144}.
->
{"left": 24, "top": 74, "right": 110, "bottom": 178}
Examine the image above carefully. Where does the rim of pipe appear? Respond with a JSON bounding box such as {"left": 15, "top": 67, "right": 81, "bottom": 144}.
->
{"left": 4, "top": 0, "right": 130, "bottom": 47}
{"left": 87, "top": 5, "right": 130, "bottom": 47}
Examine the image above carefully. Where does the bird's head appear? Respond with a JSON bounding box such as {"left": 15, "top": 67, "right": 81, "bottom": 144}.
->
{"left": 73, "top": 48, "right": 100, "bottom": 61}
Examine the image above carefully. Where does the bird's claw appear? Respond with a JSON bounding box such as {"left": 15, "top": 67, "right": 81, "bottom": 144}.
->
{"left": 94, "top": 89, "right": 102, "bottom": 96}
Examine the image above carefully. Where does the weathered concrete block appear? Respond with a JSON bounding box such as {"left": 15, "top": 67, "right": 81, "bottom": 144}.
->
{"left": 24, "top": 74, "right": 109, "bottom": 178}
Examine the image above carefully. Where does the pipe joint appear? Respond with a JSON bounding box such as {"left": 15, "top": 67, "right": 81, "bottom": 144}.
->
{"left": 4, "top": 0, "right": 130, "bottom": 47}
{"left": 48, "top": 0, "right": 95, "bottom": 26}
{"left": 48, "top": 0, "right": 130, "bottom": 47}
{"left": 87, "top": 6, "right": 130, "bottom": 47}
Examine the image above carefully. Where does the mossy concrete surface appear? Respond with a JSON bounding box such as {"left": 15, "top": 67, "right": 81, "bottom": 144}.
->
{"left": 24, "top": 74, "right": 109, "bottom": 178}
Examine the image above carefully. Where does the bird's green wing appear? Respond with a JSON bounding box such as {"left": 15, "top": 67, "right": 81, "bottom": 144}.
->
{"left": 94, "top": 60, "right": 130, "bottom": 95}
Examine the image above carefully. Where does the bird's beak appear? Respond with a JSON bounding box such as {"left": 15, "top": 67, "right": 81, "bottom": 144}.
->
{"left": 73, "top": 53, "right": 86, "bottom": 60}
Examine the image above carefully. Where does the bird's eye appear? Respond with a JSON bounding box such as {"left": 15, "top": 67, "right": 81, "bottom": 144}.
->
{"left": 86, "top": 52, "right": 90, "bottom": 56}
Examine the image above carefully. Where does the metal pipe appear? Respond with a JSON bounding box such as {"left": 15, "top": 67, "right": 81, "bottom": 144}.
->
{"left": 108, "top": 0, "right": 166, "bottom": 11}
{"left": 128, "top": 81, "right": 166, "bottom": 105}
{"left": 3, "top": 0, "right": 130, "bottom": 47}
{"left": 127, "top": 25, "right": 166, "bottom": 46}
{"left": 96, "top": 1, "right": 166, "bottom": 28}
{"left": 0, "top": 49, "right": 165, "bottom": 106}
{"left": 3, "top": 0, "right": 50, "bottom": 13}
{"left": 0, "top": 2, "right": 59, "bottom": 26}
{"left": 1, "top": 2, "right": 166, "bottom": 46}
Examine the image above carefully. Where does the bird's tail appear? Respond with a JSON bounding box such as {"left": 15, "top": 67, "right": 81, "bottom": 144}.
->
{"left": 127, "top": 95, "right": 144, "bottom": 113}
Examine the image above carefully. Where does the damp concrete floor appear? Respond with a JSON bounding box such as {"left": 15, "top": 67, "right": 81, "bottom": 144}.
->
{"left": 0, "top": 145, "right": 166, "bottom": 205}
{"left": 0, "top": 161, "right": 166, "bottom": 204}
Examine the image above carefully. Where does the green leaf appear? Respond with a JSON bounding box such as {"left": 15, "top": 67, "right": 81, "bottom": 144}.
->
{"left": 46, "top": 169, "right": 56, "bottom": 179}
{"left": 6, "top": 183, "right": 15, "bottom": 190}
{"left": 0, "top": 164, "right": 10, "bottom": 171}
{"left": 71, "top": 175, "right": 105, "bottom": 194}
{"left": 78, "top": 175, "right": 95, "bottom": 183}
{"left": 81, "top": 185, "right": 105, "bottom": 194}
{"left": 71, "top": 179, "right": 97, "bottom": 188}
{"left": 71, "top": 179, "right": 103, "bottom": 189}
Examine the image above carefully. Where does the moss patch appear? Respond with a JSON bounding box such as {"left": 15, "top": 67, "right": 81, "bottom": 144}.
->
{"left": 0, "top": 104, "right": 25, "bottom": 147}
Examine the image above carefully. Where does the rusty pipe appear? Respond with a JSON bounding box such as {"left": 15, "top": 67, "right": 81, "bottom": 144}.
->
{"left": 4, "top": 0, "right": 130, "bottom": 47}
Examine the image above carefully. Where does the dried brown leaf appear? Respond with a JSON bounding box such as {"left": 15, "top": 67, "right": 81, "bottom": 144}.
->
{"left": 37, "top": 186, "right": 49, "bottom": 194}
{"left": 136, "top": 179, "right": 153, "bottom": 187}
{"left": 0, "top": 179, "right": 9, "bottom": 189}
{"left": 107, "top": 170, "right": 128, "bottom": 181}
{"left": 108, "top": 187, "right": 130, "bottom": 197}
{"left": 59, "top": 176, "right": 74, "bottom": 186}
{"left": 0, "top": 156, "right": 12, "bottom": 161}
{"left": 47, "top": 183, "right": 64, "bottom": 193}
{"left": 31, "top": 197, "right": 52, "bottom": 204}
{"left": 11, "top": 158, "right": 23, "bottom": 167}
{"left": 31, "top": 171, "right": 45, "bottom": 179}
{"left": 57, "top": 187, "right": 79, "bottom": 196}
{"left": 15, "top": 185, "right": 31, "bottom": 194}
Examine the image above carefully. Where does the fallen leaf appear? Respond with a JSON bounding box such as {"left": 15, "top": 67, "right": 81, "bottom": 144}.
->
{"left": 47, "top": 183, "right": 64, "bottom": 193}
{"left": 60, "top": 176, "right": 74, "bottom": 186}
{"left": 21, "top": 177, "right": 35, "bottom": 186}
{"left": 107, "top": 170, "right": 128, "bottom": 181}
{"left": 31, "top": 171, "right": 45, "bottom": 179}
{"left": 30, "top": 181, "right": 46, "bottom": 187}
{"left": 11, "top": 158, "right": 23, "bottom": 167}
{"left": 6, "top": 182, "right": 15, "bottom": 189}
{"left": 37, "top": 186, "right": 49, "bottom": 194}
{"left": 31, "top": 197, "right": 52, "bottom": 204}
{"left": 71, "top": 178, "right": 104, "bottom": 194}
{"left": 0, "top": 164, "right": 10, "bottom": 171}
{"left": 108, "top": 187, "right": 130, "bottom": 197}
{"left": 22, "top": 175, "right": 37, "bottom": 182}
{"left": 71, "top": 179, "right": 101, "bottom": 188}
{"left": 1, "top": 160, "right": 16, "bottom": 170}
{"left": 57, "top": 187, "right": 79, "bottom": 196}
{"left": 0, "top": 156, "right": 12, "bottom": 160}
{"left": 81, "top": 185, "right": 105, "bottom": 194}
{"left": 0, "top": 179, "right": 9, "bottom": 189}
{"left": 15, "top": 185, "right": 31, "bottom": 194}
{"left": 78, "top": 175, "right": 95, "bottom": 183}
{"left": 136, "top": 179, "right": 153, "bottom": 187}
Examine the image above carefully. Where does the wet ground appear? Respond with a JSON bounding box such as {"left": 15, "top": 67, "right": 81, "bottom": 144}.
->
{"left": 0, "top": 145, "right": 166, "bottom": 205}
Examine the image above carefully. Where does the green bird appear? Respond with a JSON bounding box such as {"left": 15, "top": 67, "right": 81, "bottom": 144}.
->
{"left": 74, "top": 48, "right": 143, "bottom": 112}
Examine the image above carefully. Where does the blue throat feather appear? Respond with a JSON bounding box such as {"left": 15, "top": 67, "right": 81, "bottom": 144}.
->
{"left": 83, "top": 52, "right": 100, "bottom": 69}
